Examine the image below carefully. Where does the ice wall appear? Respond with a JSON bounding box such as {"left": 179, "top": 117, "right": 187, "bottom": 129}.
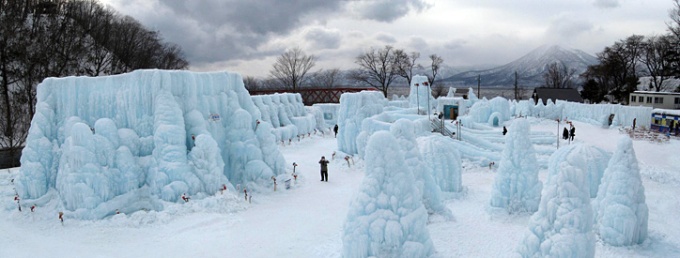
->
{"left": 511, "top": 100, "right": 652, "bottom": 128}
{"left": 337, "top": 91, "right": 387, "bottom": 155}
{"left": 594, "top": 137, "right": 648, "bottom": 246}
{"left": 311, "top": 103, "right": 340, "bottom": 129}
{"left": 342, "top": 131, "right": 435, "bottom": 258}
{"left": 489, "top": 119, "right": 542, "bottom": 213}
{"left": 251, "top": 93, "right": 316, "bottom": 142}
{"left": 436, "top": 97, "right": 467, "bottom": 119}
{"left": 467, "top": 97, "right": 510, "bottom": 126}
{"left": 16, "top": 70, "right": 286, "bottom": 218}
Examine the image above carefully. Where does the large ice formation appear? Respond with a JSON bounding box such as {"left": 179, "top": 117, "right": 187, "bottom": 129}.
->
{"left": 251, "top": 93, "right": 316, "bottom": 142}
{"left": 594, "top": 137, "right": 648, "bottom": 246}
{"left": 547, "top": 143, "right": 611, "bottom": 198}
{"left": 516, "top": 149, "right": 596, "bottom": 257}
{"left": 342, "top": 131, "right": 435, "bottom": 258}
{"left": 15, "top": 70, "right": 287, "bottom": 219}
{"left": 390, "top": 119, "right": 451, "bottom": 218}
{"left": 337, "top": 91, "right": 387, "bottom": 155}
{"left": 489, "top": 119, "right": 542, "bottom": 213}
{"left": 418, "top": 135, "right": 463, "bottom": 193}
{"left": 408, "top": 75, "right": 436, "bottom": 114}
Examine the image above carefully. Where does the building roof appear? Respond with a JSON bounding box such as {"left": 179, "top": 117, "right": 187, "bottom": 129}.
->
{"left": 532, "top": 87, "right": 583, "bottom": 105}
{"left": 632, "top": 91, "right": 680, "bottom": 96}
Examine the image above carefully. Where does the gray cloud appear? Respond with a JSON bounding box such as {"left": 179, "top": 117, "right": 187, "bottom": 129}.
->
{"left": 375, "top": 33, "right": 397, "bottom": 43}
{"left": 305, "top": 27, "right": 342, "bottom": 50}
{"left": 108, "top": 0, "right": 426, "bottom": 71}
{"left": 407, "top": 37, "right": 429, "bottom": 51}
{"left": 593, "top": 0, "right": 620, "bottom": 8}
{"left": 348, "top": 0, "right": 431, "bottom": 22}
{"left": 545, "top": 15, "right": 594, "bottom": 43}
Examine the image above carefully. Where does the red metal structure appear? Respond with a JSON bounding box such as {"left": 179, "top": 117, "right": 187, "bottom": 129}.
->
{"left": 248, "top": 87, "right": 377, "bottom": 105}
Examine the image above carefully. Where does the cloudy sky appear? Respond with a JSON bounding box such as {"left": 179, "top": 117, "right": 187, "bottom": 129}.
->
{"left": 100, "top": 0, "right": 673, "bottom": 78}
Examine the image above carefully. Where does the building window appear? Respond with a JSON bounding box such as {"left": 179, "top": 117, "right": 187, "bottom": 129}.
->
{"left": 631, "top": 96, "right": 636, "bottom": 102}
{"left": 647, "top": 97, "right": 652, "bottom": 103}
{"left": 654, "top": 97, "right": 664, "bottom": 104}
{"left": 675, "top": 97, "right": 680, "bottom": 104}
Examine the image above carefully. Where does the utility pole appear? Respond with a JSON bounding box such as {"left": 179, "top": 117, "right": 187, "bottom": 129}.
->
{"left": 477, "top": 75, "right": 481, "bottom": 98}
{"left": 514, "top": 71, "right": 519, "bottom": 100}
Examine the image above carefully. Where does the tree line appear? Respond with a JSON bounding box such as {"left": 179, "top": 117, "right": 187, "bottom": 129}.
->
{"left": 0, "top": 0, "right": 188, "bottom": 162}
{"left": 579, "top": 0, "right": 680, "bottom": 103}
{"left": 245, "top": 46, "right": 445, "bottom": 98}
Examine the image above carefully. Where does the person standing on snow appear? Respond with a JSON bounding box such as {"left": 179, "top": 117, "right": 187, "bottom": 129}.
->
{"left": 570, "top": 125, "right": 576, "bottom": 141}
{"left": 502, "top": 126, "right": 507, "bottom": 135}
{"left": 181, "top": 193, "right": 190, "bottom": 202}
{"left": 563, "top": 127, "right": 569, "bottom": 140}
{"left": 319, "top": 156, "right": 329, "bottom": 182}
{"left": 333, "top": 125, "right": 339, "bottom": 138}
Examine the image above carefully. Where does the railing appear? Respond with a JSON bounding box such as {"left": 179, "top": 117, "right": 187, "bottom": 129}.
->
{"left": 248, "top": 87, "right": 378, "bottom": 105}
{"left": 430, "top": 118, "right": 456, "bottom": 138}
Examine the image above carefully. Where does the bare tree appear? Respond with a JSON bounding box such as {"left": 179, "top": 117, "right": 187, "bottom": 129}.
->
{"left": 351, "top": 45, "right": 400, "bottom": 97}
{"left": 308, "top": 68, "right": 341, "bottom": 88}
{"left": 243, "top": 76, "right": 261, "bottom": 91}
{"left": 641, "top": 35, "right": 673, "bottom": 92}
{"left": 543, "top": 62, "right": 576, "bottom": 88}
{"left": 0, "top": 0, "right": 189, "bottom": 167}
{"left": 394, "top": 50, "right": 420, "bottom": 85}
{"left": 426, "top": 54, "right": 443, "bottom": 88}
{"left": 270, "top": 47, "right": 316, "bottom": 92}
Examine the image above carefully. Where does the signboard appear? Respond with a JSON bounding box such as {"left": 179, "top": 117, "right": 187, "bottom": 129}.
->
{"left": 210, "top": 113, "right": 221, "bottom": 121}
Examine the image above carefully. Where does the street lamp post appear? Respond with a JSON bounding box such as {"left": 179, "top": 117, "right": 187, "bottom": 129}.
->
{"left": 415, "top": 82, "right": 420, "bottom": 115}
{"left": 424, "top": 81, "right": 430, "bottom": 119}
{"left": 556, "top": 119, "right": 560, "bottom": 149}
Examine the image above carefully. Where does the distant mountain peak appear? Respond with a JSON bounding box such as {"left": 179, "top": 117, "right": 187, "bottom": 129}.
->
{"left": 444, "top": 45, "right": 598, "bottom": 88}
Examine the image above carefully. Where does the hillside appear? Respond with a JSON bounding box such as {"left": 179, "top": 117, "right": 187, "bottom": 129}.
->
{"left": 443, "top": 45, "right": 598, "bottom": 88}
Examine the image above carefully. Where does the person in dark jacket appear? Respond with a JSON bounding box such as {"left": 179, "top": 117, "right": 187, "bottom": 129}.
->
{"left": 570, "top": 126, "right": 575, "bottom": 141}
{"left": 333, "top": 124, "right": 339, "bottom": 138}
{"left": 563, "top": 127, "right": 569, "bottom": 140}
{"left": 319, "top": 156, "right": 329, "bottom": 182}
{"left": 502, "top": 126, "right": 507, "bottom": 135}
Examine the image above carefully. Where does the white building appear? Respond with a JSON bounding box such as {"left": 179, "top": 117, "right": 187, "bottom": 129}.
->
{"left": 629, "top": 91, "right": 680, "bottom": 110}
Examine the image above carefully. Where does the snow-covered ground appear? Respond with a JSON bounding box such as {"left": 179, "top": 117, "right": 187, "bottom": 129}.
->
{"left": 1, "top": 117, "right": 680, "bottom": 258}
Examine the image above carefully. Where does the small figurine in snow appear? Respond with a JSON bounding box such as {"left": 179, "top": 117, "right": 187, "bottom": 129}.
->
{"left": 272, "top": 176, "right": 277, "bottom": 191}
{"left": 292, "top": 162, "right": 298, "bottom": 182}
{"left": 181, "top": 193, "right": 190, "bottom": 203}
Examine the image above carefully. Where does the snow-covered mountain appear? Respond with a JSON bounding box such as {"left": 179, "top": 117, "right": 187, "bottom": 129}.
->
{"left": 443, "top": 45, "right": 599, "bottom": 88}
